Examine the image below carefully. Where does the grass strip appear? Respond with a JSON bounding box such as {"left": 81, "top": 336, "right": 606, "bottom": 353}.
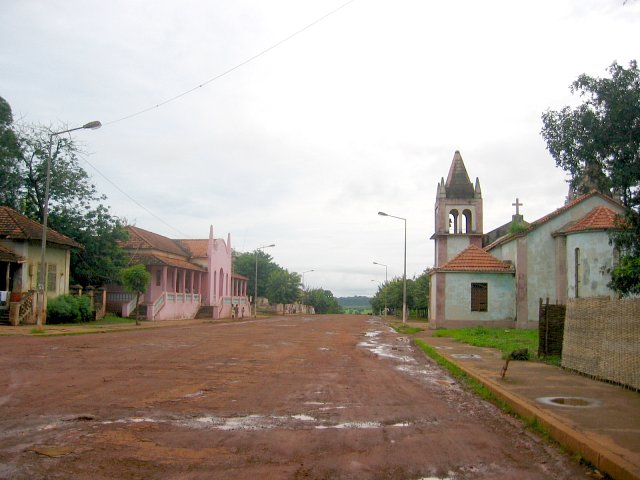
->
{"left": 432, "top": 326, "right": 537, "bottom": 359}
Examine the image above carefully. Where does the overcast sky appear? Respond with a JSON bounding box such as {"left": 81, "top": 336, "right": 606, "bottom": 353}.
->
{"left": 1, "top": 0, "right": 638, "bottom": 296}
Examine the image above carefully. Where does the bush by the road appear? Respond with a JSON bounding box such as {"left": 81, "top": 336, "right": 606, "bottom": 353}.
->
{"left": 46, "top": 295, "right": 92, "bottom": 324}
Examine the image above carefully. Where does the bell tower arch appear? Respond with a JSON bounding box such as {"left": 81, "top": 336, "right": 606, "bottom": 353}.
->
{"left": 432, "top": 151, "right": 483, "bottom": 267}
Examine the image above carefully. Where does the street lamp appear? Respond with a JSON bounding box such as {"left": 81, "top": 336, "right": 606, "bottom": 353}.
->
{"left": 301, "top": 269, "right": 314, "bottom": 290}
{"left": 378, "top": 211, "right": 407, "bottom": 324}
{"left": 373, "top": 261, "right": 388, "bottom": 317}
{"left": 254, "top": 243, "right": 275, "bottom": 318}
{"left": 38, "top": 120, "right": 102, "bottom": 327}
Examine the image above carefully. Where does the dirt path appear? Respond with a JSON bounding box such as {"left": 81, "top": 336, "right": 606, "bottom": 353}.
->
{"left": 0, "top": 315, "right": 591, "bottom": 479}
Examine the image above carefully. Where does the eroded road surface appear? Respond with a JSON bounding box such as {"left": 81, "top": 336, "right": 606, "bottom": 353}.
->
{"left": 0, "top": 315, "right": 591, "bottom": 479}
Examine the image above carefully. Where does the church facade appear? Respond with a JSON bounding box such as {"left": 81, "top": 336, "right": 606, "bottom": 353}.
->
{"left": 428, "top": 151, "right": 625, "bottom": 329}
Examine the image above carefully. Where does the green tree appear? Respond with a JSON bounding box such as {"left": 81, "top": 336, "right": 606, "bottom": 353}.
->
{"left": 121, "top": 264, "right": 151, "bottom": 325}
{"left": 304, "top": 288, "right": 342, "bottom": 314}
{"left": 233, "top": 249, "right": 280, "bottom": 299}
{"left": 370, "top": 270, "right": 430, "bottom": 317}
{"left": 0, "top": 105, "right": 129, "bottom": 288}
{"left": 411, "top": 269, "right": 430, "bottom": 311}
{"left": 49, "top": 204, "right": 129, "bottom": 286}
{"left": 265, "top": 269, "right": 301, "bottom": 311}
{"left": 0, "top": 96, "right": 21, "bottom": 209}
{"left": 541, "top": 60, "right": 640, "bottom": 295}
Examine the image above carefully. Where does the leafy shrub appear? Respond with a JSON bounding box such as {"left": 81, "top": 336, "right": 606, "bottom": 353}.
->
{"left": 46, "top": 295, "right": 92, "bottom": 324}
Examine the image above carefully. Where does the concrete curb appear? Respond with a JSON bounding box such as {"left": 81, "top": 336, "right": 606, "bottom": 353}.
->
{"left": 416, "top": 339, "right": 639, "bottom": 480}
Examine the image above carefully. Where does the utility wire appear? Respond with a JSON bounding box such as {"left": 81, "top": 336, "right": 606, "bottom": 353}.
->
{"left": 104, "top": 0, "right": 356, "bottom": 126}
{"left": 83, "top": 157, "right": 191, "bottom": 238}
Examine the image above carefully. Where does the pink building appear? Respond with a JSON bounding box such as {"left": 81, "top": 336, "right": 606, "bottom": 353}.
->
{"left": 110, "top": 225, "right": 248, "bottom": 320}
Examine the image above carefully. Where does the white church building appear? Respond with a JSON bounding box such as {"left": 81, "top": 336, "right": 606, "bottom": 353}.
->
{"left": 428, "top": 151, "right": 625, "bottom": 329}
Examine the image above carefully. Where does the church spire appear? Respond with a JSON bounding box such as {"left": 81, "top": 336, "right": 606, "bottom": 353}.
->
{"left": 445, "top": 151, "right": 475, "bottom": 198}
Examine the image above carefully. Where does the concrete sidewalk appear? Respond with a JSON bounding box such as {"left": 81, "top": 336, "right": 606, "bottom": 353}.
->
{"left": 413, "top": 329, "right": 640, "bottom": 480}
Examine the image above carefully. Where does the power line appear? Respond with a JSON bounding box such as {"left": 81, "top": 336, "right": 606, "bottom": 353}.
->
{"left": 82, "top": 157, "right": 190, "bottom": 238}
{"left": 104, "top": 0, "right": 356, "bottom": 127}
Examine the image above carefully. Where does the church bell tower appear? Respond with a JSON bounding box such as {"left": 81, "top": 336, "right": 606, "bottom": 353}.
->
{"left": 432, "top": 151, "right": 483, "bottom": 267}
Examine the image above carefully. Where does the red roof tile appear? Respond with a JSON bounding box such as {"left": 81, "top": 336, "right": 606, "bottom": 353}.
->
{"left": 436, "top": 245, "right": 513, "bottom": 272}
{"left": 0, "top": 206, "right": 82, "bottom": 249}
{"left": 563, "top": 206, "right": 621, "bottom": 233}
{"left": 176, "top": 239, "right": 209, "bottom": 258}
{"left": 128, "top": 253, "right": 206, "bottom": 272}
{"left": 122, "top": 226, "right": 189, "bottom": 257}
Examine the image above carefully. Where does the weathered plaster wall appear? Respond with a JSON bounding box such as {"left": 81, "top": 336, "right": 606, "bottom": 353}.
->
{"left": 9, "top": 241, "right": 71, "bottom": 297}
{"left": 566, "top": 231, "right": 616, "bottom": 299}
{"left": 443, "top": 272, "right": 515, "bottom": 322}
{"left": 446, "top": 236, "right": 471, "bottom": 263}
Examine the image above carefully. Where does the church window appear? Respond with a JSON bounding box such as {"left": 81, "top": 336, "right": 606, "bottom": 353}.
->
{"left": 471, "top": 283, "right": 488, "bottom": 311}
{"left": 462, "top": 209, "right": 472, "bottom": 233}
{"left": 449, "top": 210, "right": 459, "bottom": 234}
{"left": 156, "top": 269, "right": 161, "bottom": 287}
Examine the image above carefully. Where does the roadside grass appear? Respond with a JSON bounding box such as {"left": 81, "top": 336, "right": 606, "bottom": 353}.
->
{"left": 432, "top": 326, "right": 562, "bottom": 366}
{"left": 433, "top": 326, "right": 535, "bottom": 357}
{"left": 390, "top": 324, "right": 424, "bottom": 335}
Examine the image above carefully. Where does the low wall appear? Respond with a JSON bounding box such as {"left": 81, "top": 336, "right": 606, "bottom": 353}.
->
{"left": 562, "top": 297, "right": 640, "bottom": 390}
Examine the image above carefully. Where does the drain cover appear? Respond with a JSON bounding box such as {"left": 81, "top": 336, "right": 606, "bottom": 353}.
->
{"left": 536, "top": 396, "right": 601, "bottom": 408}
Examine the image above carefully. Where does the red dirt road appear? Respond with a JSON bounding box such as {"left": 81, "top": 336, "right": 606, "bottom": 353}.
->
{"left": 0, "top": 315, "right": 591, "bottom": 479}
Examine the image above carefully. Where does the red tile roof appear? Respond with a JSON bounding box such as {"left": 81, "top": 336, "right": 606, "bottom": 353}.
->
{"left": 176, "top": 239, "right": 208, "bottom": 258}
{"left": 128, "top": 253, "right": 206, "bottom": 272}
{"left": 436, "top": 245, "right": 514, "bottom": 273}
{"left": 0, "top": 206, "right": 82, "bottom": 249}
{"left": 122, "top": 226, "right": 189, "bottom": 257}
{"left": 563, "top": 206, "right": 621, "bottom": 233}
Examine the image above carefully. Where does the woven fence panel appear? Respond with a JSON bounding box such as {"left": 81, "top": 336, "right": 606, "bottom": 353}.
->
{"left": 562, "top": 297, "right": 640, "bottom": 390}
{"left": 538, "top": 300, "right": 566, "bottom": 357}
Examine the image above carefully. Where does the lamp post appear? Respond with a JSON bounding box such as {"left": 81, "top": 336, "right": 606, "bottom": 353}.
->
{"left": 301, "top": 269, "right": 314, "bottom": 290}
{"left": 378, "top": 211, "right": 407, "bottom": 324}
{"left": 372, "top": 261, "right": 387, "bottom": 317}
{"left": 254, "top": 243, "right": 275, "bottom": 318}
{"left": 37, "top": 121, "right": 102, "bottom": 327}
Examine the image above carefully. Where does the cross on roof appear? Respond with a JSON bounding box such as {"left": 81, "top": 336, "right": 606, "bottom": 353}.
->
{"left": 512, "top": 198, "right": 523, "bottom": 215}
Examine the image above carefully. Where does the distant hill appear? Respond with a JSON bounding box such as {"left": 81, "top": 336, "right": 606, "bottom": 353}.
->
{"left": 337, "top": 296, "right": 372, "bottom": 308}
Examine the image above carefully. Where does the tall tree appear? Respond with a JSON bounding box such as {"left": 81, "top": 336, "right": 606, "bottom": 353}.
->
{"left": 121, "top": 264, "right": 151, "bottom": 325}
{"left": 233, "top": 249, "right": 280, "bottom": 298}
{"left": 304, "top": 288, "right": 342, "bottom": 314}
{"left": 541, "top": 60, "right": 640, "bottom": 295}
{"left": 48, "top": 204, "right": 129, "bottom": 286}
{"left": 0, "top": 96, "right": 21, "bottom": 209}
{"left": 0, "top": 99, "right": 129, "bottom": 287}
{"left": 15, "top": 123, "right": 102, "bottom": 222}
{"left": 265, "top": 269, "right": 301, "bottom": 310}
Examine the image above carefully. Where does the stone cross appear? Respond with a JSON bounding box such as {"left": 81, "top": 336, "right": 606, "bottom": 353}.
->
{"left": 512, "top": 198, "right": 523, "bottom": 215}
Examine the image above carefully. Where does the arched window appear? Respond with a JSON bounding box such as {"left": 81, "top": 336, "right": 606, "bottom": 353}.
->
{"left": 462, "top": 209, "right": 472, "bottom": 233}
{"left": 219, "top": 268, "right": 224, "bottom": 297}
{"left": 448, "top": 209, "right": 459, "bottom": 234}
{"left": 213, "top": 271, "right": 217, "bottom": 298}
